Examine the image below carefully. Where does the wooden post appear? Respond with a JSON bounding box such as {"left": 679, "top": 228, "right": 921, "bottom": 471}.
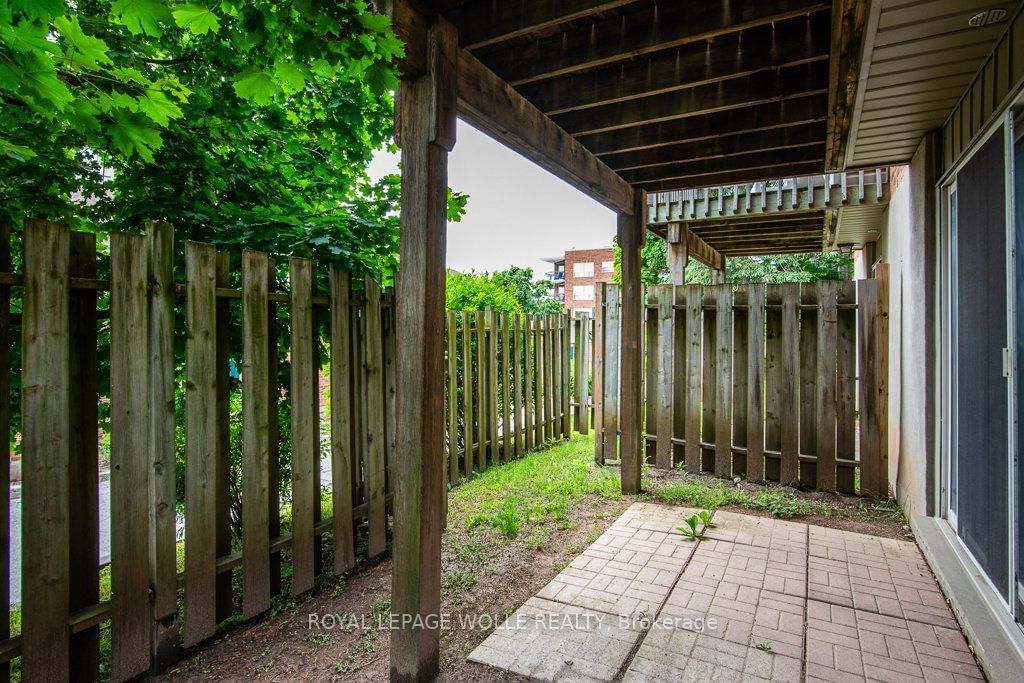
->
{"left": 666, "top": 223, "right": 688, "bottom": 285}
{"left": 21, "top": 220, "right": 71, "bottom": 680}
{"left": 619, "top": 190, "right": 645, "bottom": 494}
{"left": 147, "top": 222, "right": 179, "bottom": 669}
{"left": 390, "top": 14, "right": 457, "bottom": 682}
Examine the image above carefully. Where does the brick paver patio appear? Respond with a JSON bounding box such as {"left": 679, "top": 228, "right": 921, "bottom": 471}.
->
{"left": 469, "top": 503, "right": 983, "bottom": 682}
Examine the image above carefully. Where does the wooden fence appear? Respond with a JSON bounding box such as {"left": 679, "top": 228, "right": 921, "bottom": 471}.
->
{"left": 593, "top": 274, "right": 890, "bottom": 497}
{"left": 0, "top": 219, "right": 576, "bottom": 681}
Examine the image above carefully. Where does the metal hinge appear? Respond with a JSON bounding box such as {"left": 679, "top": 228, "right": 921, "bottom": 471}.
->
{"left": 1003, "top": 347, "right": 1012, "bottom": 378}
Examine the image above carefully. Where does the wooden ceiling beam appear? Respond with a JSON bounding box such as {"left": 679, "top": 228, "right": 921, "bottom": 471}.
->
{"left": 686, "top": 229, "right": 726, "bottom": 271}
{"left": 475, "top": 0, "right": 831, "bottom": 86}
{"left": 701, "top": 230, "right": 825, "bottom": 245}
{"left": 635, "top": 160, "right": 826, "bottom": 192}
{"left": 697, "top": 222, "right": 826, "bottom": 237}
{"left": 621, "top": 144, "right": 824, "bottom": 184}
{"left": 691, "top": 212, "right": 827, "bottom": 229}
{"left": 457, "top": 50, "right": 636, "bottom": 214}
{"left": 553, "top": 62, "right": 830, "bottom": 136}
{"left": 720, "top": 245, "right": 823, "bottom": 255}
{"left": 387, "top": 1, "right": 635, "bottom": 214}
{"left": 579, "top": 97, "right": 829, "bottom": 156}
{"left": 518, "top": 14, "right": 832, "bottom": 116}
{"left": 606, "top": 122, "right": 827, "bottom": 172}
{"left": 825, "top": 0, "right": 870, "bottom": 169}
{"left": 447, "top": 0, "right": 639, "bottom": 51}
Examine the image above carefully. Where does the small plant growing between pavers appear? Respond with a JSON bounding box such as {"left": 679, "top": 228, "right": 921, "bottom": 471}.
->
{"left": 678, "top": 509, "right": 714, "bottom": 540}
{"left": 755, "top": 642, "right": 773, "bottom": 652}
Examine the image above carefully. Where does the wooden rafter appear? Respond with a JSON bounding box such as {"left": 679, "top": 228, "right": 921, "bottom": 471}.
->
{"left": 620, "top": 144, "right": 824, "bottom": 184}
{"left": 457, "top": 50, "right": 635, "bottom": 214}
{"left": 517, "top": 13, "right": 832, "bottom": 116}
{"left": 448, "top": 0, "right": 639, "bottom": 50}
{"left": 474, "top": 0, "right": 831, "bottom": 86}
{"left": 580, "top": 98, "right": 830, "bottom": 156}
{"left": 552, "top": 62, "right": 830, "bottom": 136}
{"left": 635, "top": 161, "right": 826, "bottom": 192}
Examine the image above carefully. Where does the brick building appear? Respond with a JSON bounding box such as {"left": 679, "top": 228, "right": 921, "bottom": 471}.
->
{"left": 541, "top": 247, "right": 615, "bottom": 314}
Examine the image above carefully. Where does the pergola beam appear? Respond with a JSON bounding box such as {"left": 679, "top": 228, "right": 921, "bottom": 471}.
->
{"left": 604, "top": 122, "right": 828, "bottom": 173}
{"left": 825, "top": 0, "right": 871, "bottom": 169}
{"left": 580, "top": 98, "right": 829, "bottom": 157}
{"left": 552, "top": 62, "right": 830, "bottom": 137}
{"left": 449, "top": 0, "right": 639, "bottom": 50}
{"left": 620, "top": 144, "right": 825, "bottom": 184}
{"left": 518, "top": 14, "right": 832, "bottom": 116}
{"left": 476, "top": 0, "right": 831, "bottom": 86}
{"left": 457, "top": 50, "right": 635, "bottom": 214}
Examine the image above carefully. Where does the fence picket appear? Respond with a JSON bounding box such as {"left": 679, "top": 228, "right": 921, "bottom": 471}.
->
{"left": 836, "top": 281, "right": 857, "bottom": 493}
{"left": 184, "top": 241, "right": 219, "bottom": 647}
{"left": 859, "top": 278, "right": 881, "bottom": 496}
{"left": 243, "top": 251, "right": 272, "bottom": 618}
{"left": 714, "top": 286, "right": 733, "bottom": 478}
{"left": 605, "top": 285, "right": 620, "bottom": 461}
{"left": 733, "top": 286, "right": 749, "bottom": 477}
{"left": 799, "top": 283, "right": 819, "bottom": 487}
{"left": 476, "top": 310, "right": 487, "bottom": 471}
{"left": 764, "top": 285, "right": 783, "bottom": 481}
{"left": 684, "top": 284, "right": 703, "bottom": 474}
{"left": 656, "top": 286, "right": 674, "bottom": 469}
{"left": 746, "top": 284, "right": 766, "bottom": 482}
{"left": 501, "top": 313, "right": 511, "bottom": 461}
{"left": 488, "top": 308, "right": 499, "bottom": 463}
{"left": 525, "top": 314, "right": 536, "bottom": 452}
{"left": 331, "top": 268, "right": 356, "bottom": 571}
{"left": 447, "top": 311, "right": 459, "bottom": 483}
{"left": 780, "top": 285, "right": 800, "bottom": 485}
{"left": 289, "top": 258, "right": 317, "bottom": 595}
{"left": 147, "top": 221, "right": 179, "bottom": 666}
{"left": 561, "top": 315, "right": 571, "bottom": 438}
{"left": 816, "top": 280, "right": 838, "bottom": 491}
{"left": 594, "top": 287, "right": 606, "bottom": 463}
{"left": 701, "top": 287, "right": 717, "bottom": 473}
{"left": 644, "top": 287, "right": 658, "bottom": 460}
{"left": 513, "top": 314, "right": 524, "bottom": 455}
{"left": 365, "top": 277, "right": 387, "bottom": 558}
{"left": 461, "top": 311, "right": 474, "bottom": 476}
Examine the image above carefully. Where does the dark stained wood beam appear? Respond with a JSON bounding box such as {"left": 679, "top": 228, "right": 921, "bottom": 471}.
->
{"left": 457, "top": 50, "right": 634, "bottom": 214}
{"left": 475, "top": 0, "right": 831, "bottom": 86}
{"left": 691, "top": 212, "right": 827, "bottom": 230}
{"left": 553, "top": 61, "right": 830, "bottom": 136}
{"left": 580, "top": 97, "right": 829, "bottom": 156}
{"left": 605, "top": 122, "right": 827, "bottom": 172}
{"left": 635, "top": 161, "right": 825, "bottom": 192}
{"left": 618, "top": 190, "right": 645, "bottom": 494}
{"left": 686, "top": 229, "right": 727, "bottom": 271}
{"left": 518, "top": 13, "right": 832, "bottom": 116}
{"left": 621, "top": 144, "right": 824, "bottom": 184}
{"left": 720, "top": 245, "right": 823, "bottom": 255}
{"left": 386, "top": 1, "right": 635, "bottom": 214}
{"left": 825, "top": 0, "right": 870, "bottom": 169}
{"left": 447, "top": 0, "right": 640, "bottom": 50}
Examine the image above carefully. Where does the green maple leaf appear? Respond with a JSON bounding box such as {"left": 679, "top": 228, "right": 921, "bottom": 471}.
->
{"left": 109, "top": 110, "right": 163, "bottom": 162}
{"left": 274, "top": 61, "right": 309, "bottom": 95}
{"left": 0, "top": 20, "right": 55, "bottom": 54}
{"left": 52, "top": 15, "right": 112, "bottom": 70}
{"left": 10, "top": 0, "right": 65, "bottom": 22}
{"left": 111, "top": 0, "right": 172, "bottom": 37}
{"left": 364, "top": 60, "right": 397, "bottom": 94}
{"left": 358, "top": 12, "right": 391, "bottom": 33}
{"left": 137, "top": 89, "right": 183, "bottom": 126}
{"left": 233, "top": 66, "right": 278, "bottom": 105}
{"left": 172, "top": 3, "right": 220, "bottom": 35}
{"left": 0, "top": 137, "right": 37, "bottom": 161}
{"left": 19, "top": 64, "right": 74, "bottom": 112}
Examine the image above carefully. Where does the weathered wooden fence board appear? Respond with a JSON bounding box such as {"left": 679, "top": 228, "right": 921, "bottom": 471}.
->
{"left": 2, "top": 218, "right": 580, "bottom": 678}
{"left": 595, "top": 280, "right": 888, "bottom": 496}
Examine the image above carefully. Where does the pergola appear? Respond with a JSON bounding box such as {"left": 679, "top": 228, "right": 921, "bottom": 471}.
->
{"left": 383, "top": 1, "right": 865, "bottom": 679}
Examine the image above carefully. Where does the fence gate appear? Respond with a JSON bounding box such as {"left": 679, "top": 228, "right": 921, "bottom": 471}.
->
{"left": 592, "top": 273, "right": 890, "bottom": 497}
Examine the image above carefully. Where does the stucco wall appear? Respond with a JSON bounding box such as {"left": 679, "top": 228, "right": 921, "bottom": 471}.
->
{"left": 874, "top": 133, "right": 939, "bottom": 516}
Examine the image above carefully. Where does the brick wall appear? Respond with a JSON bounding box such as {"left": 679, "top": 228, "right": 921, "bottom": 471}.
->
{"left": 562, "top": 247, "right": 615, "bottom": 312}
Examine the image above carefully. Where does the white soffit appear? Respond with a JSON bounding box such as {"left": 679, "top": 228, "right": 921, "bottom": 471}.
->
{"left": 846, "top": 0, "right": 1017, "bottom": 168}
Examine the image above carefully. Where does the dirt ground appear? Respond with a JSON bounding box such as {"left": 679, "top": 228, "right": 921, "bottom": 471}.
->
{"left": 158, "top": 462, "right": 908, "bottom": 681}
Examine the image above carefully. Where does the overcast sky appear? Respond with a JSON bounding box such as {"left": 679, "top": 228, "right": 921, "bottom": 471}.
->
{"left": 367, "top": 120, "right": 617, "bottom": 279}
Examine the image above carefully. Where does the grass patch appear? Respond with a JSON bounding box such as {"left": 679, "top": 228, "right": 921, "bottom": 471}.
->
{"left": 450, "top": 435, "right": 620, "bottom": 539}
{"left": 642, "top": 472, "right": 830, "bottom": 519}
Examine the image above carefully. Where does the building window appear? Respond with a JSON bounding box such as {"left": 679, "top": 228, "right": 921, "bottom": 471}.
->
{"left": 573, "top": 285, "right": 595, "bottom": 301}
{"left": 573, "top": 261, "right": 595, "bottom": 277}
{"left": 601, "top": 260, "right": 614, "bottom": 273}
